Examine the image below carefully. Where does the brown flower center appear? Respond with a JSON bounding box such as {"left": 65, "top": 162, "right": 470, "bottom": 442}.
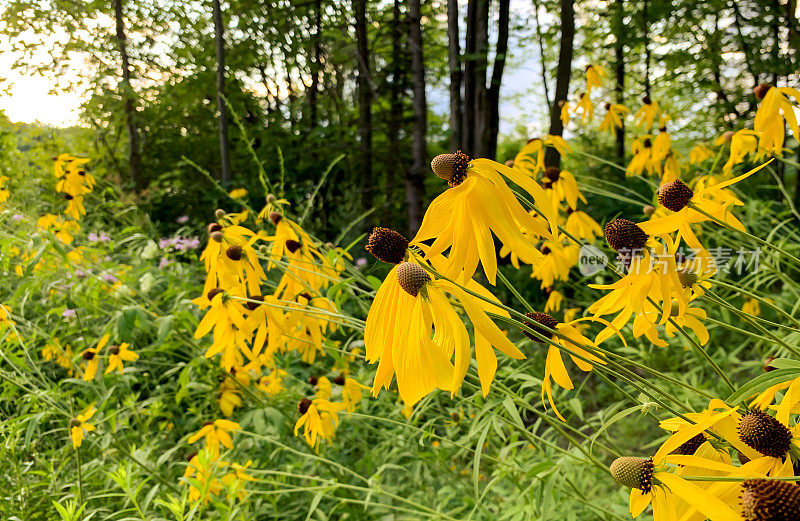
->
{"left": 366, "top": 227, "right": 409, "bottom": 264}
{"left": 604, "top": 219, "right": 648, "bottom": 252}
{"left": 739, "top": 410, "right": 793, "bottom": 458}
{"left": 610, "top": 457, "right": 654, "bottom": 494}
{"left": 741, "top": 479, "right": 800, "bottom": 521}
{"left": 226, "top": 245, "right": 243, "bottom": 261}
{"left": 523, "top": 312, "right": 558, "bottom": 340}
{"left": 396, "top": 262, "right": 431, "bottom": 297}
{"left": 298, "top": 398, "right": 312, "bottom": 415}
{"left": 431, "top": 151, "right": 470, "bottom": 187}
{"left": 658, "top": 179, "right": 694, "bottom": 212}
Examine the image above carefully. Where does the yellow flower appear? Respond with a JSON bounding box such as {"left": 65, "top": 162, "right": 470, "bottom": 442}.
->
{"left": 63, "top": 195, "right": 86, "bottom": 220}
{"left": 56, "top": 169, "right": 92, "bottom": 197}
{"left": 627, "top": 136, "right": 658, "bottom": 176}
{"left": 633, "top": 96, "right": 659, "bottom": 130}
{"left": 543, "top": 168, "right": 585, "bottom": 210}
{"left": 0, "top": 304, "right": 11, "bottom": 324}
{"left": 742, "top": 298, "right": 760, "bottom": 317}
{"left": 523, "top": 312, "right": 606, "bottom": 420}
{"left": 341, "top": 377, "right": 369, "bottom": 412}
{"left": 70, "top": 404, "right": 97, "bottom": 449}
{"left": 37, "top": 215, "right": 81, "bottom": 244}
{"left": 663, "top": 394, "right": 799, "bottom": 480}
{"left": 82, "top": 334, "right": 109, "bottom": 381}
{"left": 188, "top": 419, "right": 241, "bottom": 458}
{"left": 200, "top": 224, "right": 261, "bottom": 295}
{"left": 544, "top": 289, "right": 564, "bottom": 313}
{"left": 294, "top": 398, "right": 347, "bottom": 450}
{"left": 416, "top": 153, "right": 557, "bottom": 285}
{"left": 104, "top": 342, "right": 137, "bottom": 374}
{"left": 365, "top": 262, "right": 524, "bottom": 405}
{"left": 651, "top": 128, "right": 671, "bottom": 162}
{"left": 611, "top": 407, "right": 745, "bottom": 521}
{"left": 183, "top": 449, "right": 223, "bottom": 503}
{"left": 53, "top": 154, "right": 89, "bottom": 178}
{"left": 315, "top": 376, "right": 332, "bottom": 400}
{"left": 575, "top": 92, "right": 593, "bottom": 123}
{"left": 218, "top": 381, "right": 243, "bottom": 416}
{"left": 267, "top": 217, "right": 339, "bottom": 299}
{"left": 241, "top": 294, "right": 287, "bottom": 360}
{"left": 661, "top": 152, "right": 682, "bottom": 183}
{"left": 257, "top": 369, "right": 286, "bottom": 396}
{"left": 721, "top": 129, "right": 759, "bottom": 173}
{"left": 42, "top": 339, "right": 74, "bottom": 374}
{"left": 282, "top": 294, "right": 339, "bottom": 364}
{"left": 585, "top": 64, "right": 606, "bottom": 93}
{"left": 638, "top": 161, "right": 769, "bottom": 252}
{"left": 255, "top": 196, "right": 290, "bottom": 224}
{"left": 228, "top": 188, "right": 248, "bottom": 199}
{"left": 512, "top": 136, "right": 572, "bottom": 178}
{"left": 560, "top": 101, "right": 571, "bottom": 127}
{"left": 753, "top": 84, "right": 800, "bottom": 156}
{"left": 193, "top": 288, "right": 251, "bottom": 370}
{"left": 565, "top": 210, "right": 602, "bottom": 240}
{"left": 588, "top": 247, "right": 688, "bottom": 346}
{"left": 531, "top": 239, "right": 576, "bottom": 289}
{"left": 689, "top": 144, "right": 713, "bottom": 164}
{"left": 598, "top": 103, "right": 628, "bottom": 133}
{"left": 220, "top": 460, "right": 254, "bottom": 500}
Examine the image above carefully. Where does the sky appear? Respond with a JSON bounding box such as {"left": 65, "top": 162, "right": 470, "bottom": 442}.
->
{"left": 0, "top": 39, "right": 85, "bottom": 127}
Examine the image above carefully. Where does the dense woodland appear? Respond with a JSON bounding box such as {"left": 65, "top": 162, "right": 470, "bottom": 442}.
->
{"left": 2, "top": 0, "right": 798, "bottom": 236}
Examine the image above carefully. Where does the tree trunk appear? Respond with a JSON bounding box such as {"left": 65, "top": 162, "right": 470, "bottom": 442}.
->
{"left": 794, "top": 145, "right": 800, "bottom": 212}
{"left": 472, "top": 0, "right": 489, "bottom": 158}
{"left": 407, "top": 0, "right": 426, "bottom": 235}
{"left": 308, "top": 0, "right": 322, "bottom": 128}
{"left": 212, "top": 0, "right": 232, "bottom": 184}
{"left": 613, "top": 0, "right": 625, "bottom": 163}
{"left": 385, "top": 0, "right": 405, "bottom": 223}
{"left": 532, "top": 0, "right": 550, "bottom": 108}
{"left": 486, "top": 0, "right": 510, "bottom": 160}
{"left": 642, "top": 0, "right": 651, "bottom": 98}
{"left": 544, "top": 0, "right": 574, "bottom": 168}
{"left": 353, "top": 0, "right": 373, "bottom": 216}
{"left": 462, "top": 0, "right": 476, "bottom": 154}
{"left": 113, "top": 0, "right": 142, "bottom": 189}
{"left": 447, "top": 0, "right": 463, "bottom": 152}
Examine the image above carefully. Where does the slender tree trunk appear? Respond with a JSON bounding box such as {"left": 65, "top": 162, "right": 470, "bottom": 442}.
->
{"left": 385, "top": 0, "right": 405, "bottom": 223}
{"left": 472, "top": 0, "right": 489, "bottom": 158}
{"left": 544, "top": 0, "right": 574, "bottom": 168}
{"left": 642, "top": 0, "right": 651, "bottom": 98}
{"left": 353, "top": 0, "right": 373, "bottom": 216}
{"left": 463, "top": 0, "right": 476, "bottom": 153}
{"left": 113, "top": 0, "right": 142, "bottom": 188}
{"left": 407, "top": 0, "right": 426, "bottom": 235}
{"left": 447, "top": 0, "right": 463, "bottom": 152}
{"left": 788, "top": 0, "right": 799, "bottom": 47}
{"left": 212, "top": 0, "right": 232, "bottom": 184}
{"left": 308, "top": 0, "right": 322, "bottom": 127}
{"left": 613, "top": 0, "right": 625, "bottom": 163}
{"left": 532, "top": 0, "right": 550, "bottom": 108}
{"left": 486, "top": 0, "right": 510, "bottom": 160}
{"left": 794, "top": 145, "right": 800, "bottom": 213}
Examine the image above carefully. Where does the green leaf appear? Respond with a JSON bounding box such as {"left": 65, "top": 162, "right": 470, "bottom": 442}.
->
{"left": 366, "top": 275, "right": 382, "bottom": 291}
{"left": 726, "top": 368, "right": 800, "bottom": 405}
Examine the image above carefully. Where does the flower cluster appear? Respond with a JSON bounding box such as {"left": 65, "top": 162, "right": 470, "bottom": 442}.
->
{"left": 191, "top": 201, "right": 368, "bottom": 461}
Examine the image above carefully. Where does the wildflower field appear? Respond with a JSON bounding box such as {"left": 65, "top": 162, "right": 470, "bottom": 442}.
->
{"left": 2, "top": 1, "right": 800, "bottom": 520}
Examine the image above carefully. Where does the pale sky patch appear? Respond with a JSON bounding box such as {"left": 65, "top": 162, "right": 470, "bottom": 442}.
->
{"left": 0, "top": 36, "right": 86, "bottom": 127}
